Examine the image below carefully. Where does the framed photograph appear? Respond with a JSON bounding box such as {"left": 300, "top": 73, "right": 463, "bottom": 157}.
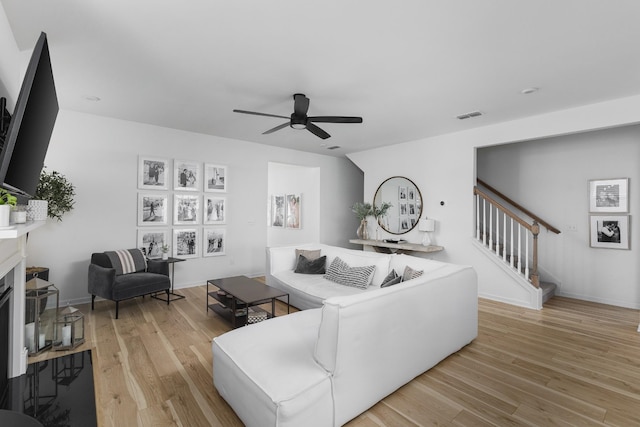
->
{"left": 399, "top": 186, "right": 407, "bottom": 200}
{"left": 204, "top": 196, "right": 225, "bottom": 224}
{"left": 203, "top": 227, "right": 226, "bottom": 257}
{"left": 138, "top": 156, "right": 169, "bottom": 190}
{"left": 173, "top": 228, "right": 199, "bottom": 258}
{"left": 174, "top": 194, "right": 200, "bottom": 225}
{"left": 137, "top": 228, "right": 168, "bottom": 259}
{"left": 204, "top": 164, "right": 227, "bottom": 192}
{"left": 138, "top": 193, "right": 168, "bottom": 226}
{"left": 408, "top": 187, "right": 415, "bottom": 201}
{"left": 174, "top": 160, "right": 201, "bottom": 191}
{"left": 589, "top": 178, "right": 629, "bottom": 213}
{"left": 590, "top": 215, "right": 630, "bottom": 249}
{"left": 286, "top": 194, "right": 301, "bottom": 229}
{"left": 271, "top": 195, "right": 285, "bottom": 227}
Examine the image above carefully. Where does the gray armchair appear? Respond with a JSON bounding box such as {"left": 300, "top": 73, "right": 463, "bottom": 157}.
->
{"left": 88, "top": 250, "right": 171, "bottom": 319}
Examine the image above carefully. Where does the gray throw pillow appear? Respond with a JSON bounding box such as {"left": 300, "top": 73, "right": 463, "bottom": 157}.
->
{"left": 294, "top": 254, "right": 327, "bottom": 274}
{"left": 381, "top": 269, "right": 397, "bottom": 286}
{"left": 381, "top": 275, "right": 403, "bottom": 287}
{"left": 324, "top": 256, "right": 375, "bottom": 289}
{"left": 295, "top": 248, "right": 321, "bottom": 261}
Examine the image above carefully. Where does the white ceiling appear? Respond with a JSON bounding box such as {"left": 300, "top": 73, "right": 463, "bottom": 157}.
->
{"left": 2, "top": 0, "right": 640, "bottom": 156}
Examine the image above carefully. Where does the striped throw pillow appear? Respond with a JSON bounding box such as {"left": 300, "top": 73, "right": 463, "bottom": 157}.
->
{"left": 105, "top": 249, "right": 148, "bottom": 275}
{"left": 324, "top": 256, "right": 375, "bottom": 289}
{"left": 402, "top": 265, "right": 424, "bottom": 282}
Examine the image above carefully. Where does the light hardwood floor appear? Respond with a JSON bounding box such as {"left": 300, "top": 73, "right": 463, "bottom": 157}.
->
{"left": 31, "top": 285, "right": 640, "bottom": 426}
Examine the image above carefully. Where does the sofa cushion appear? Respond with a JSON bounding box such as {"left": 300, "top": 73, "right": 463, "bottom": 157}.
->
{"left": 112, "top": 272, "right": 170, "bottom": 300}
{"left": 105, "top": 249, "right": 147, "bottom": 275}
{"left": 324, "top": 257, "right": 375, "bottom": 289}
{"left": 294, "top": 254, "right": 327, "bottom": 274}
{"left": 270, "top": 271, "right": 368, "bottom": 310}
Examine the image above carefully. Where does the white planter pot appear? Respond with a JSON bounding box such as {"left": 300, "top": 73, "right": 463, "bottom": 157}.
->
{"left": 27, "top": 200, "right": 48, "bottom": 221}
{"left": 0, "top": 205, "right": 10, "bottom": 227}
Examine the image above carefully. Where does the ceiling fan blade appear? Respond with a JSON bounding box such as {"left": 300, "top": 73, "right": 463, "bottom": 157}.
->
{"left": 293, "top": 94, "right": 310, "bottom": 116}
{"left": 308, "top": 116, "right": 363, "bottom": 124}
{"left": 262, "top": 122, "right": 290, "bottom": 135}
{"left": 306, "top": 122, "right": 331, "bottom": 139}
{"left": 233, "top": 109, "right": 289, "bottom": 119}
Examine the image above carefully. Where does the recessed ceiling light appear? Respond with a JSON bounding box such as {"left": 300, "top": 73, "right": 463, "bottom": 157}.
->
{"left": 84, "top": 95, "right": 101, "bottom": 101}
{"left": 520, "top": 87, "right": 539, "bottom": 95}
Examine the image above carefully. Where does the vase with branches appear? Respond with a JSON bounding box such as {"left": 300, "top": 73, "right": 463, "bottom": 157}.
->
{"left": 372, "top": 202, "right": 392, "bottom": 240}
{"left": 351, "top": 202, "right": 372, "bottom": 240}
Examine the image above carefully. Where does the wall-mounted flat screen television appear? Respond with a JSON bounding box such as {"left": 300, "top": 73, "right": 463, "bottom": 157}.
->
{"left": 0, "top": 32, "right": 58, "bottom": 200}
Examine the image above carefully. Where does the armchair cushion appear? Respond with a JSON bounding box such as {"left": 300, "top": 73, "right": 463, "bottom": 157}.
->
{"left": 105, "top": 249, "right": 147, "bottom": 275}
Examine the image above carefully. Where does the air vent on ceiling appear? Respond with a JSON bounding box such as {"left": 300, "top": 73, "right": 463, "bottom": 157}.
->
{"left": 327, "top": 146, "right": 341, "bottom": 150}
{"left": 456, "top": 111, "right": 483, "bottom": 120}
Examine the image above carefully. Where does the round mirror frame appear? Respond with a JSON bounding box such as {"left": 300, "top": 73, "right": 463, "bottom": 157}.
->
{"left": 373, "top": 176, "right": 423, "bottom": 235}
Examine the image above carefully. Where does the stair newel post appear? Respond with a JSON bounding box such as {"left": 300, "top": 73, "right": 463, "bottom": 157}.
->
{"left": 530, "top": 222, "right": 540, "bottom": 288}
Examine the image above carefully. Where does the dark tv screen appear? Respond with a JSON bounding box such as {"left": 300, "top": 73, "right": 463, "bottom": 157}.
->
{"left": 0, "top": 32, "right": 58, "bottom": 199}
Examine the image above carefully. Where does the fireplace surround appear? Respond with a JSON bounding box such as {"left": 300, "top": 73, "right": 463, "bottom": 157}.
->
{"left": 0, "top": 221, "right": 46, "bottom": 389}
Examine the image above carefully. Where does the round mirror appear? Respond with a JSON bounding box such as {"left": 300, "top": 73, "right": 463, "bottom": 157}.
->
{"left": 373, "top": 176, "right": 423, "bottom": 235}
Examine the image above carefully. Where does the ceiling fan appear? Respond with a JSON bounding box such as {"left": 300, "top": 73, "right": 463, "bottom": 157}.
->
{"left": 233, "top": 93, "right": 363, "bottom": 139}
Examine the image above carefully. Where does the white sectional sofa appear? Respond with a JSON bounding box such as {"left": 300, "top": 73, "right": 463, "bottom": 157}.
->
{"left": 212, "top": 244, "right": 478, "bottom": 426}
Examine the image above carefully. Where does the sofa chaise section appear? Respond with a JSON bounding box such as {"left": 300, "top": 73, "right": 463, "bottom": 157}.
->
{"left": 214, "top": 243, "right": 478, "bottom": 426}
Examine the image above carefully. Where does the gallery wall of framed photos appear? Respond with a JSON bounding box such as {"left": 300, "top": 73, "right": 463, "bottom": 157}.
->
{"left": 137, "top": 156, "right": 228, "bottom": 259}
{"left": 588, "top": 178, "right": 630, "bottom": 250}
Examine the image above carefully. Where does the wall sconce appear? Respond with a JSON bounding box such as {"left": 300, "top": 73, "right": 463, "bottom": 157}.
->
{"left": 418, "top": 218, "right": 436, "bottom": 246}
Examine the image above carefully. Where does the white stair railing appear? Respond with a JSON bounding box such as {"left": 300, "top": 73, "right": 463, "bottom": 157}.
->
{"left": 474, "top": 187, "right": 540, "bottom": 288}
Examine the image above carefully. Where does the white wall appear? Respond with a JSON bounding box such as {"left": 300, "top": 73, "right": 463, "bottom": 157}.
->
{"left": 23, "top": 110, "right": 362, "bottom": 305}
{"left": 0, "top": 2, "right": 19, "bottom": 103}
{"left": 477, "top": 125, "right": 640, "bottom": 308}
{"left": 348, "top": 95, "right": 640, "bottom": 309}
{"left": 267, "top": 162, "right": 320, "bottom": 246}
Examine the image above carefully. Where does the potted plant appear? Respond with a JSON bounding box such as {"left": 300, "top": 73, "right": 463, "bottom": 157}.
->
{"left": 161, "top": 244, "right": 170, "bottom": 260}
{"left": 351, "top": 202, "right": 372, "bottom": 240}
{"left": 0, "top": 189, "right": 17, "bottom": 227}
{"left": 30, "top": 167, "right": 76, "bottom": 221}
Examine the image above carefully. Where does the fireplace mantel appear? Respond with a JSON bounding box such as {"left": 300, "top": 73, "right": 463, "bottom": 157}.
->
{"left": 0, "top": 221, "right": 45, "bottom": 378}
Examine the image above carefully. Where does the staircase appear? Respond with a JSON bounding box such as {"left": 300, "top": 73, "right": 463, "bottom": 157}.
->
{"left": 474, "top": 179, "right": 559, "bottom": 307}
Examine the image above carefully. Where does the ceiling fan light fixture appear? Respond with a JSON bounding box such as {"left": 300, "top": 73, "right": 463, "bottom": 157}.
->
{"left": 290, "top": 115, "right": 307, "bottom": 129}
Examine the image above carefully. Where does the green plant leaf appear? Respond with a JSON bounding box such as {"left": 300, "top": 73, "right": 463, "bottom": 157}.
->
{"left": 35, "top": 168, "right": 76, "bottom": 221}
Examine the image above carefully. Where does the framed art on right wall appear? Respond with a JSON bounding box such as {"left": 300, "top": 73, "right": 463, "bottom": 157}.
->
{"left": 589, "top": 178, "right": 629, "bottom": 213}
{"left": 589, "top": 215, "right": 630, "bottom": 250}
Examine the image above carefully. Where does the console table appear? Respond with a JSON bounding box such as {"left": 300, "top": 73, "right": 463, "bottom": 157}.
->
{"left": 349, "top": 239, "right": 444, "bottom": 255}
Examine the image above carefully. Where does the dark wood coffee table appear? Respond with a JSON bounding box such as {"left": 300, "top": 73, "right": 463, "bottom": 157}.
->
{"left": 207, "top": 276, "right": 289, "bottom": 328}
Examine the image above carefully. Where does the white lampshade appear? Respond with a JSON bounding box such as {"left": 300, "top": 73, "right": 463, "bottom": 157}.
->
{"left": 418, "top": 218, "right": 436, "bottom": 232}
